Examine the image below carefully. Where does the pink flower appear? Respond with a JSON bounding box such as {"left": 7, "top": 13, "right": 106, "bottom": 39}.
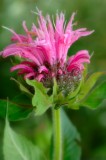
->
{"left": 1, "top": 9, "right": 93, "bottom": 89}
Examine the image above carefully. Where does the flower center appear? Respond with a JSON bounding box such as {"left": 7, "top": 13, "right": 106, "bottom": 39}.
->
{"left": 57, "top": 72, "right": 82, "bottom": 96}
{"left": 41, "top": 62, "right": 82, "bottom": 96}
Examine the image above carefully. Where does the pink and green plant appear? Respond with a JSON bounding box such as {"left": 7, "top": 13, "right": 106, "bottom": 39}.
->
{"left": 0, "top": 9, "right": 106, "bottom": 160}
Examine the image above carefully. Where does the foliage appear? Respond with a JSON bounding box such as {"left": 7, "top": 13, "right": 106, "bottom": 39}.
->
{"left": 4, "top": 118, "right": 46, "bottom": 160}
{"left": 26, "top": 79, "right": 52, "bottom": 116}
{"left": 3, "top": 109, "right": 81, "bottom": 160}
{"left": 61, "top": 109, "right": 81, "bottom": 160}
{"left": 0, "top": 95, "right": 33, "bottom": 121}
{"left": 0, "top": 0, "right": 106, "bottom": 159}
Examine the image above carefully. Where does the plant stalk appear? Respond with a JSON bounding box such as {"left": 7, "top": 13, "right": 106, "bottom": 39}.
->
{"left": 52, "top": 108, "right": 62, "bottom": 160}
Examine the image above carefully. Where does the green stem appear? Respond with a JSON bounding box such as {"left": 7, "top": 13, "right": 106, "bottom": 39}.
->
{"left": 52, "top": 108, "right": 62, "bottom": 160}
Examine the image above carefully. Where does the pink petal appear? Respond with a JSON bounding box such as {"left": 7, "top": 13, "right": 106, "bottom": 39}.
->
{"left": 22, "top": 21, "right": 32, "bottom": 42}
{"left": 65, "top": 12, "right": 76, "bottom": 33}
{"left": 67, "top": 50, "right": 90, "bottom": 72}
{"left": 24, "top": 72, "right": 36, "bottom": 79}
{"left": 38, "top": 66, "right": 48, "bottom": 73}
{"left": 68, "top": 50, "right": 90, "bottom": 64}
{"left": 67, "top": 63, "right": 84, "bottom": 72}
{"left": 11, "top": 34, "right": 28, "bottom": 42}
{"left": 21, "top": 61, "right": 36, "bottom": 67}
{"left": 36, "top": 74, "right": 44, "bottom": 81}
{"left": 10, "top": 64, "right": 34, "bottom": 72}
{"left": 3, "top": 26, "right": 22, "bottom": 43}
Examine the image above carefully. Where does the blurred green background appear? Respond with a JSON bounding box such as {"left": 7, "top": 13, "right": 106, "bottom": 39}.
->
{"left": 0, "top": 0, "right": 106, "bottom": 159}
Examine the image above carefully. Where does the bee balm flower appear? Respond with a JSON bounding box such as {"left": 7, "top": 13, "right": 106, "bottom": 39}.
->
{"left": 1, "top": 10, "right": 93, "bottom": 95}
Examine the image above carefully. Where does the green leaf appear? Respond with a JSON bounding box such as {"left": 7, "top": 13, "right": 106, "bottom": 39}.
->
{"left": 79, "top": 72, "right": 105, "bottom": 101}
{"left": 11, "top": 78, "right": 32, "bottom": 96}
{"left": 61, "top": 109, "right": 81, "bottom": 160}
{"left": 0, "top": 99, "right": 33, "bottom": 121}
{"left": 81, "top": 81, "right": 106, "bottom": 109}
{"left": 26, "top": 79, "right": 52, "bottom": 116}
{"left": 68, "top": 101, "right": 80, "bottom": 110}
{"left": 67, "top": 78, "right": 83, "bottom": 100}
{"left": 12, "top": 94, "right": 31, "bottom": 105}
{"left": 92, "top": 145, "right": 106, "bottom": 159}
{"left": 3, "top": 118, "right": 46, "bottom": 160}
{"left": 52, "top": 78, "right": 58, "bottom": 98}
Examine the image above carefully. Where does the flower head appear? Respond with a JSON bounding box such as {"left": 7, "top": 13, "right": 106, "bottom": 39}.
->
{"left": 1, "top": 9, "right": 93, "bottom": 95}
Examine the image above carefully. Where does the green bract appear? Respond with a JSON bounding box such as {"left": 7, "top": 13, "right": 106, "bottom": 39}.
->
{"left": 26, "top": 79, "right": 53, "bottom": 116}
